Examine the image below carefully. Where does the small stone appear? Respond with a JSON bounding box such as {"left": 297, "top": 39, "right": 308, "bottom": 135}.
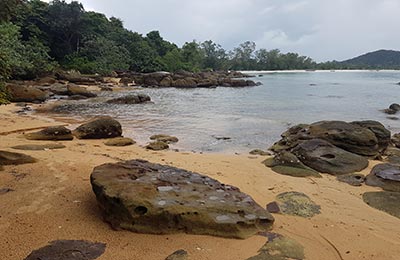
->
{"left": 273, "top": 191, "right": 321, "bottom": 218}
{"left": 249, "top": 149, "right": 271, "bottom": 156}
{"left": 146, "top": 141, "right": 169, "bottom": 151}
{"left": 0, "top": 188, "right": 14, "bottom": 195}
{"left": 150, "top": 134, "right": 179, "bottom": 144}
{"left": 337, "top": 173, "right": 365, "bottom": 186}
{"left": 104, "top": 137, "right": 135, "bottom": 147}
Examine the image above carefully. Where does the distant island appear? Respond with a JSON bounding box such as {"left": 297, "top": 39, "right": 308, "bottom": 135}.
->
{"left": 1, "top": 0, "right": 399, "bottom": 104}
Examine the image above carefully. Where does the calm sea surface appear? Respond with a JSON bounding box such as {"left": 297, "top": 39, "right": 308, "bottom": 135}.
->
{"left": 51, "top": 71, "right": 400, "bottom": 153}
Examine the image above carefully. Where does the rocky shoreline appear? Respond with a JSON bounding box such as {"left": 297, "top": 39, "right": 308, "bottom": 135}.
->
{"left": 0, "top": 75, "right": 400, "bottom": 259}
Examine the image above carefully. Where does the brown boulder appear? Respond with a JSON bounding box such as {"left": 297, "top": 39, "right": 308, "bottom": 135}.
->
{"left": 90, "top": 159, "right": 274, "bottom": 239}
{"left": 6, "top": 84, "right": 48, "bottom": 103}
{"left": 25, "top": 126, "right": 73, "bottom": 141}
{"left": 73, "top": 117, "right": 122, "bottom": 139}
{"left": 0, "top": 150, "right": 37, "bottom": 166}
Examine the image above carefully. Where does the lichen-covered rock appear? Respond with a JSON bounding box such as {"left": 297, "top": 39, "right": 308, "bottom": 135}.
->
{"left": 25, "top": 126, "right": 73, "bottom": 141}
{"left": 0, "top": 150, "right": 37, "bottom": 166}
{"left": 104, "top": 137, "right": 135, "bottom": 146}
{"left": 365, "top": 163, "right": 400, "bottom": 192}
{"left": 262, "top": 151, "right": 321, "bottom": 178}
{"left": 292, "top": 139, "right": 369, "bottom": 175}
{"left": 363, "top": 191, "right": 400, "bottom": 219}
{"left": 12, "top": 144, "right": 66, "bottom": 151}
{"left": 73, "top": 117, "right": 122, "bottom": 139}
{"left": 106, "top": 94, "right": 151, "bottom": 104}
{"left": 90, "top": 159, "right": 274, "bottom": 239}
{"left": 150, "top": 134, "right": 179, "bottom": 143}
{"left": 247, "top": 233, "right": 304, "bottom": 260}
{"left": 146, "top": 141, "right": 169, "bottom": 150}
{"left": 266, "top": 192, "right": 321, "bottom": 218}
{"left": 24, "top": 240, "right": 106, "bottom": 260}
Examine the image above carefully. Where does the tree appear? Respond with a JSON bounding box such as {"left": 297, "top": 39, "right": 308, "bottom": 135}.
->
{"left": 200, "top": 40, "right": 228, "bottom": 70}
{"left": 181, "top": 41, "right": 203, "bottom": 71}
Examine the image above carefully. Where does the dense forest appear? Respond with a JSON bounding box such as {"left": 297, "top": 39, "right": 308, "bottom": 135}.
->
{"left": 1, "top": 0, "right": 399, "bottom": 102}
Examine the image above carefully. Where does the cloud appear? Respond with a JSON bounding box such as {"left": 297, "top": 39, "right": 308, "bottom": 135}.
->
{"left": 48, "top": 0, "right": 400, "bottom": 61}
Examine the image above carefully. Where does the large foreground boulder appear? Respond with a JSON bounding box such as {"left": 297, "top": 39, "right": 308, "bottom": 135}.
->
{"left": 6, "top": 84, "right": 48, "bottom": 103}
{"left": 91, "top": 159, "right": 274, "bottom": 239}
{"left": 73, "top": 117, "right": 122, "bottom": 139}
{"left": 25, "top": 126, "right": 73, "bottom": 141}
{"left": 292, "top": 139, "right": 369, "bottom": 175}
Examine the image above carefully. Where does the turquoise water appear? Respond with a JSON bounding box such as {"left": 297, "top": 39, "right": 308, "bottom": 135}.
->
{"left": 55, "top": 71, "right": 400, "bottom": 153}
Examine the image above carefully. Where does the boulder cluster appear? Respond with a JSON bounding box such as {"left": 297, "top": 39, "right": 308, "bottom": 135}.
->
{"left": 266, "top": 120, "right": 391, "bottom": 176}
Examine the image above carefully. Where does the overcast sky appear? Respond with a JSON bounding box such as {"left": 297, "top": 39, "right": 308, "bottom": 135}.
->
{"left": 66, "top": 0, "right": 400, "bottom": 62}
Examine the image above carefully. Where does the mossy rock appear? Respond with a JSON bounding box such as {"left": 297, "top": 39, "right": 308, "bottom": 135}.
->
{"left": 247, "top": 233, "right": 304, "bottom": 260}
{"left": 150, "top": 134, "right": 179, "bottom": 144}
{"left": 250, "top": 149, "right": 270, "bottom": 156}
{"left": 104, "top": 137, "right": 135, "bottom": 147}
{"left": 146, "top": 141, "right": 169, "bottom": 150}
{"left": 0, "top": 150, "right": 37, "bottom": 166}
{"left": 363, "top": 191, "right": 400, "bottom": 219}
{"left": 268, "top": 191, "right": 321, "bottom": 218}
{"left": 25, "top": 126, "right": 73, "bottom": 141}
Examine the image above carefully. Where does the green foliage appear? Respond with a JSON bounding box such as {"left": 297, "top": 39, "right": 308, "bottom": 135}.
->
{"left": 0, "top": 82, "right": 10, "bottom": 105}
{"left": 64, "top": 37, "right": 129, "bottom": 75}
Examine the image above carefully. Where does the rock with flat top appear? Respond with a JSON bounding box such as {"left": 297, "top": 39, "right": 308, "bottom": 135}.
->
{"left": 90, "top": 159, "right": 274, "bottom": 239}
{"left": 146, "top": 141, "right": 169, "bottom": 150}
{"left": 365, "top": 163, "right": 400, "bottom": 192}
{"left": 12, "top": 144, "right": 66, "bottom": 151}
{"left": 104, "top": 137, "right": 135, "bottom": 146}
{"left": 25, "top": 126, "right": 73, "bottom": 141}
{"left": 0, "top": 150, "right": 37, "bottom": 166}
{"left": 150, "top": 134, "right": 179, "bottom": 143}
{"left": 73, "top": 117, "right": 122, "bottom": 139}
{"left": 106, "top": 94, "right": 150, "bottom": 104}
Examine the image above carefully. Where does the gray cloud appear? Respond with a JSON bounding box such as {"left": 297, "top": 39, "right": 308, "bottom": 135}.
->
{"left": 68, "top": 0, "right": 400, "bottom": 61}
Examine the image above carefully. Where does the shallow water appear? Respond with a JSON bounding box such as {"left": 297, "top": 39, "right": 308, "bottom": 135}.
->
{"left": 50, "top": 71, "right": 400, "bottom": 153}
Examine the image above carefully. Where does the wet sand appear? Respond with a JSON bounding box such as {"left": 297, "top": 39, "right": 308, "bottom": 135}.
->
{"left": 1, "top": 104, "right": 400, "bottom": 260}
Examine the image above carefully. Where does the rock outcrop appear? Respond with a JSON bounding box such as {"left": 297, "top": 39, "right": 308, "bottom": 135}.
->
{"left": 67, "top": 85, "right": 97, "bottom": 98}
{"left": 25, "top": 126, "right": 73, "bottom": 141}
{"left": 6, "top": 83, "right": 48, "bottom": 103}
{"left": 73, "top": 117, "right": 122, "bottom": 139}
{"left": 365, "top": 163, "right": 400, "bottom": 192}
{"left": 91, "top": 159, "right": 274, "bottom": 239}
{"left": 106, "top": 94, "right": 151, "bottom": 104}
{"left": 292, "top": 139, "right": 369, "bottom": 175}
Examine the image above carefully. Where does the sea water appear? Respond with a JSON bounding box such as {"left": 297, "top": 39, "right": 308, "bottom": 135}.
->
{"left": 52, "top": 70, "right": 400, "bottom": 153}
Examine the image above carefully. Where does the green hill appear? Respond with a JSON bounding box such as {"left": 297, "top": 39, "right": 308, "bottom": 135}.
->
{"left": 340, "top": 50, "right": 400, "bottom": 69}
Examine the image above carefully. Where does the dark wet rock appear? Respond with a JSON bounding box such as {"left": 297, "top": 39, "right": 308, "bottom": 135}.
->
{"left": 146, "top": 141, "right": 169, "bottom": 151}
{"left": 67, "top": 85, "right": 97, "bottom": 98}
{"left": 383, "top": 108, "right": 397, "bottom": 115}
{"left": 365, "top": 163, "right": 400, "bottom": 192}
{"left": 249, "top": 149, "right": 271, "bottom": 156}
{"left": 6, "top": 83, "right": 48, "bottom": 103}
{"left": 292, "top": 139, "right": 369, "bottom": 175}
{"left": 389, "top": 103, "right": 400, "bottom": 112}
{"left": 267, "top": 192, "right": 321, "bottom": 218}
{"left": 0, "top": 150, "right": 37, "bottom": 166}
{"left": 104, "top": 137, "right": 135, "bottom": 147}
{"left": 213, "top": 136, "right": 231, "bottom": 140}
{"left": 0, "top": 187, "right": 14, "bottom": 195}
{"left": 90, "top": 159, "right": 274, "bottom": 239}
{"left": 150, "top": 134, "right": 179, "bottom": 144}
{"left": 106, "top": 94, "right": 151, "bottom": 104}
{"left": 25, "top": 126, "right": 73, "bottom": 141}
{"left": 73, "top": 117, "right": 122, "bottom": 139}
{"left": 12, "top": 144, "right": 66, "bottom": 151}
{"left": 387, "top": 116, "right": 399, "bottom": 121}
{"left": 266, "top": 202, "right": 281, "bottom": 214}
{"left": 363, "top": 191, "right": 400, "bottom": 219}
{"left": 262, "top": 151, "right": 321, "bottom": 178}
{"left": 165, "top": 250, "right": 188, "bottom": 260}
{"left": 247, "top": 233, "right": 304, "bottom": 260}
{"left": 337, "top": 173, "right": 365, "bottom": 186}
{"left": 24, "top": 240, "right": 106, "bottom": 260}
{"left": 68, "top": 94, "right": 89, "bottom": 100}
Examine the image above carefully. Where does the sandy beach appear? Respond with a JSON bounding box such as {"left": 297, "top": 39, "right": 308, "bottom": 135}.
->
{"left": 1, "top": 104, "right": 400, "bottom": 260}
